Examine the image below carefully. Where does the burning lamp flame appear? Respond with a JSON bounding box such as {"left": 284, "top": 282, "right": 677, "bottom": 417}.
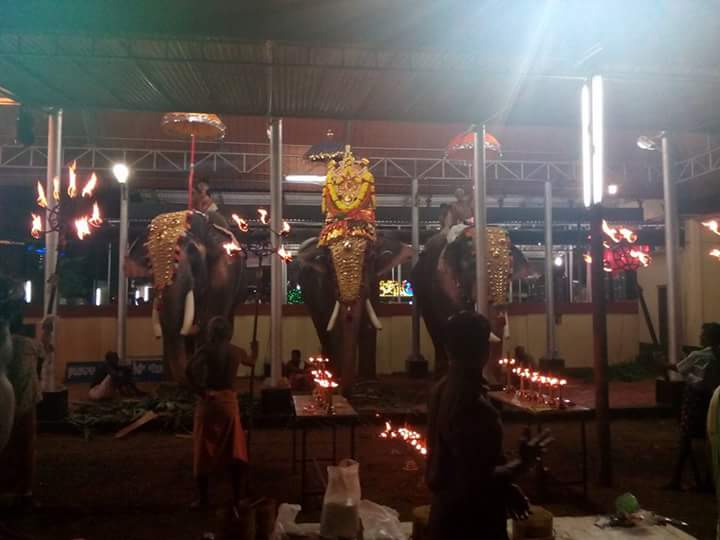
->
{"left": 282, "top": 221, "right": 291, "bottom": 234}
{"left": 257, "top": 208, "right": 269, "bottom": 225}
{"left": 81, "top": 172, "right": 98, "bottom": 198}
{"left": 231, "top": 214, "right": 249, "bottom": 233}
{"left": 583, "top": 253, "right": 592, "bottom": 264}
{"left": 89, "top": 202, "right": 103, "bottom": 228}
{"left": 602, "top": 220, "right": 637, "bottom": 244}
{"left": 278, "top": 246, "right": 292, "bottom": 262}
{"left": 629, "top": 249, "right": 651, "bottom": 267}
{"left": 31, "top": 214, "right": 42, "bottom": 239}
{"left": 75, "top": 216, "right": 91, "bottom": 240}
{"left": 703, "top": 220, "right": 720, "bottom": 237}
{"left": 68, "top": 161, "right": 78, "bottom": 198}
{"left": 36, "top": 182, "right": 48, "bottom": 208}
{"left": 52, "top": 176, "right": 60, "bottom": 202}
{"left": 223, "top": 242, "right": 242, "bottom": 256}
{"left": 710, "top": 249, "right": 720, "bottom": 259}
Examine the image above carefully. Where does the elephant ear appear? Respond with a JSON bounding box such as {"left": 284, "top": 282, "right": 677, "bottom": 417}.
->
{"left": 298, "top": 237, "right": 330, "bottom": 274}
{"left": 374, "top": 236, "right": 413, "bottom": 278}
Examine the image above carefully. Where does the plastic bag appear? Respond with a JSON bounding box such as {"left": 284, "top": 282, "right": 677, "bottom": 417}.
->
{"left": 359, "top": 500, "right": 407, "bottom": 540}
{"left": 320, "top": 459, "right": 361, "bottom": 539}
{"left": 270, "top": 503, "right": 303, "bottom": 540}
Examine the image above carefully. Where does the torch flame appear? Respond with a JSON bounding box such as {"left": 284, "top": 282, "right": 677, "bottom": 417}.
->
{"left": 583, "top": 253, "right": 592, "bottom": 264}
{"left": 231, "top": 214, "right": 249, "bottom": 233}
{"left": 703, "top": 220, "right": 720, "bottom": 236}
{"left": 282, "top": 220, "right": 291, "bottom": 234}
{"left": 52, "top": 176, "right": 60, "bottom": 202}
{"left": 75, "top": 216, "right": 91, "bottom": 240}
{"left": 278, "top": 246, "right": 292, "bottom": 262}
{"left": 629, "top": 249, "right": 651, "bottom": 267}
{"left": 602, "top": 220, "right": 638, "bottom": 243}
{"left": 223, "top": 242, "right": 242, "bottom": 256}
{"left": 36, "top": 182, "right": 48, "bottom": 208}
{"left": 710, "top": 249, "right": 720, "bottom": 259}
{"left": 257, "top": 208, "right": 269, "bottom": 225}
{"left": 81, "top": 172, "right": 98, "bottom": 198}
{"left": 68, "top": 161, "right": 78, "bottom": 198}
{"left": 89, "top": 202, "right": 103, "bottom": 228}
{"left": 31, "top": 214, "right": 42, "bottom": 239}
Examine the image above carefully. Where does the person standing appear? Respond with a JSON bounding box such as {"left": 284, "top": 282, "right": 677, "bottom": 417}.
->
{"left": 186, "top": 316, "right": 257, "bottom": 508}
{"left": 426, "top": 311, "right": 551, "bottom": 540}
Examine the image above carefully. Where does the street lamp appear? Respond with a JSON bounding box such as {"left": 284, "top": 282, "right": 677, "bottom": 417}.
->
{"left": 637, "top": 132, "right": 681, "bottom": 369}
{"left": 113, "top": 163, "right": 130, "bottom": 364}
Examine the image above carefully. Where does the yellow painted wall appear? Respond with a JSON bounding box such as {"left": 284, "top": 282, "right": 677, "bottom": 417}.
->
{"left": 39, "top": 309, "right": 640, "bottom": 386}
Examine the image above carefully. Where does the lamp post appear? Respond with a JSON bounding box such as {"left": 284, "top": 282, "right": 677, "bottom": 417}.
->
{"left": 582, "top": 75, "right": 612, "bottom": 486}
{"left": 637, "top": 133, "right": 681, "bottom": 369}
{"left": 113, "top": 163, "right": 130, "bottom": 364}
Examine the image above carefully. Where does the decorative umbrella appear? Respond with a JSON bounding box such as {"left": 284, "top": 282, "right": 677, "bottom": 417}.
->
{"left": 446, "top": 129, "right": 502, "bottom": 161}
{"left": 304, "top": 129, "right": 345, "bottom": 162}
{"left": 161, "top": 113, "right": 226, "bottom": 209}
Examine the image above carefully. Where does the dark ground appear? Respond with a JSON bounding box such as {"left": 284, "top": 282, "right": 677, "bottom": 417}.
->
{"left": 1, "top": 416, "right": 716, "bottom": 540}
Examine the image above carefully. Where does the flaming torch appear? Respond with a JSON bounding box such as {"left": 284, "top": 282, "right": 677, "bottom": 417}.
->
{"left": 702, "top": 219, "right": 720, "bottom": 236}
{"left": 231, "top": 214, "right": 249, "bottom": 233}
{"left": 282, "top": 220, "right": 291, "bottom": 235}
{"left": 31, "top": 214, "right": 43, "bottom": 239}
{"left": 89, "top": 202, "right": 103, "bottom": 228}
{"left": 36, "top": 182, "right": 48, "bottom": 208}
{"left": 67, "top": 161, "right": 78, "bottom": 198}
{"left": 278, "top": 246, "right": 292, "bottom": 262}
{"left": 75, "top": 216, "right": 91, "bottom": 240}
{"left": 257, "top": 208, "right": 269, "bottom": 225}
{"left": 52, "top": 176, "right": 60, "bottom": 202}
{"left": 81, "top": 172, "right": 98, "bottom": 198}
{"left": 711, "top": 249, "right": 720, "bottom": 260}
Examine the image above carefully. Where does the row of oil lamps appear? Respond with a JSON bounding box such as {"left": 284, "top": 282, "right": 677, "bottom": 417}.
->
{"left": 379, "top": 420, "right": 427, "bottom": 457}
{"left": 307, "top": 357, "right": 338, "bottom": 413}
{"left": 498, "top": 358, "right": 569, "bottom": 408}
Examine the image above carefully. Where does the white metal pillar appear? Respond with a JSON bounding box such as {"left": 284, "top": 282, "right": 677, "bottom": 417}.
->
{"left": 662, "top": 134, "right": 682, "bottom": 367}
{"left": 410, "top": 177, "right": 422, "bottom": 360}
{"left": 269, "top": 118, "right": 283, "bottom": 386}
{"left": 43, "top": 109, "right": 62, "bottom": 392}
{"left": 544, "top": 181, "right": 556, "bottom": 359}
{"left": 117, "top": 181, "right": 129, "bottom": 363}
{"left": 473, "top": 127, "right": 488, "bottom": 316}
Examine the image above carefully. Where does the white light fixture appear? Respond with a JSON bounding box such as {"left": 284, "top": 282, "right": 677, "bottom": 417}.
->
{"left": 112, "top": 163, "right": 130, "bottom": 184}
{"left": 608, "top": 184, "right": 618, "bottom": 195}
{"left": 285, "top": 175, "right": 325, "bottom": 184}
{"left": 134, "top": 289, "right": 141, "bottom": 301}
{"left": 581, "top": 84, "right": 592, "bottom": 208}
{"left": 636, "top": 135, "right": 658, "bottom": 151}
{"left": 554, "top": 255, "right": 563, "bottom": 267}
{"left": 143, "top": 285, "right": 150, "bottom": 303}
{"left": 591, "top": 75, "right": 604, "bottom": 206}
{"left": 95, "top": 287, "right": 102, "bottom": 306}
{"left": 24, "top": 280, "right": 32, "bottom": 303}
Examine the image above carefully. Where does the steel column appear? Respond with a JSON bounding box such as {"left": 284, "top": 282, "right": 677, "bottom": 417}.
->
{"left": 117, "top": 181, "right": 129, "bottom": 363}
{"left": 269, "top": 118, "right": 283, "bottom": 386}
{"left": 43, "top": 109, "right": 62, "bottom": 392}
{"left": 411, "top": 177, "right": 421, "bottom": 358}
{"left": 544, "top": 181, "right": 555, "bottom": 359}
{"left": 662, "top": 134, "right": 682, "bottom": 368}
{"left": 473, "top": 127, "right": 488, "bottom": 316}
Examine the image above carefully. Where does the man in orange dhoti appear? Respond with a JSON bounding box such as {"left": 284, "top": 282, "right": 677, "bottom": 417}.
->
{"left": 186, "top": 316, "right": 257, "bottom": 508}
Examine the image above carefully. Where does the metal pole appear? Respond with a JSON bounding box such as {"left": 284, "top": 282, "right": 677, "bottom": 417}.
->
{"left": 106, "top": 242, "right": 112, "bottom": 304}
{"left": 568, "top": 248, "right": 574, "bottom": 303}
{"left": 544, "top": 181, "right": 555, "bottom": 359}
{"left": 43, "top": 109, "right": 62, "bottom": 392}
{"left": 473, "top": 127, "right": 488, "bottom": 316}
{"left": 411, "top": 177, "right": 421, "bottom": 359}
{"left": 662, "top": 133, "right": 682, "bottom": 367}
{"left": 269, "top": 118, "right": 283, "bottom": 386}
{"left": 591, "top": 203, "right": 612, "bottom": 486}
{"left": 117, "top": 181, "right": 128, "bottom": 363}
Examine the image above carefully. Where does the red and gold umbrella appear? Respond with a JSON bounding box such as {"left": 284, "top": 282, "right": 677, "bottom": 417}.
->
{"left": 446, "top": 130, "right": 502, "bottom": 161}
{"left": 161, "top": 113, "right": 226, "bottom": 209}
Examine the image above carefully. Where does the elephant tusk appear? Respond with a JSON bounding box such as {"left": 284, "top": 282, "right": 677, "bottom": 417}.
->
{"left": 489, "top": 332, "right": 501, "bottom": 343}
{"left": 366, "top": 299, "right": 383, "bottom": 331}
{"left": 179, "top": 290, "right": 195, "bottom": 336}
{"left": 151, "top": 297, "right": 162, "bottom": 339}
{"left": 326, "top": 300, "right": 341, "bottom": 332}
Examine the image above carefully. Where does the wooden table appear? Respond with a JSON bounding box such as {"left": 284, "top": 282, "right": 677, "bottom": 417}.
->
{"left": 291, "top": 394, "right": 359, "bottom": 507}
{"left": 489, "top": 391, "right": 593, "bottom": 498}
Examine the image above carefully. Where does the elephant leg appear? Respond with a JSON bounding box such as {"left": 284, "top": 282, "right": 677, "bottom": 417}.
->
{"left": 357, "top": 319, "right": 377, "bottom": 380}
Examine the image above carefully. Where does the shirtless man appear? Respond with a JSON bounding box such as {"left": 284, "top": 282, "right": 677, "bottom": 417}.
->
{"left": 186, "top": 316, "right": 257, "bottom": 507}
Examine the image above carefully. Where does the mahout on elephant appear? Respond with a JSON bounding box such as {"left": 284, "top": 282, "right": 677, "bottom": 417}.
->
{"left": 297, "top": 148, "right": 412, "bottom": 394}
{"left": 126, "top": 210, "right": 249, "bottom": 383}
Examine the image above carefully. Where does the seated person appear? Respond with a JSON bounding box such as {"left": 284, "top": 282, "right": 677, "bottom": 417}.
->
{"left": 426, "top": 311, "right": 551, "bottom": 540}
{"left": 88, "top": 352, "right": 144, "bottom": 400}
{"left": 283, "top": 349, "right": 309, "bottom": 391}
{"left": 669, "top": 323, "right": 720, "bottom": 384}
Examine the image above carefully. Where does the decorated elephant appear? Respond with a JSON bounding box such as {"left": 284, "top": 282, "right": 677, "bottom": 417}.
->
{"left": 126, "top": 210, "right": 249, "bottom": 382}
{"left": 298, "top": 148, "right": 413, "bottom": 393}
{"left": 0, "top": 276, "right": 21, "bottom": 452}
{"left": 412, "top": 222, "right": 526, "bottom": 377}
